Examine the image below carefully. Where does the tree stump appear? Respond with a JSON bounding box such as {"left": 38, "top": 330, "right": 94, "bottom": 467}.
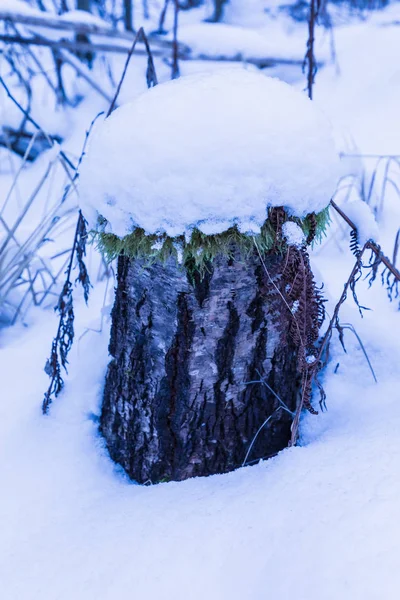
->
{"left": 100, "top": 248, "right": 301, "bottom": 484}
{"left": 77, "top": 70, "right": 338, "bottom": 484}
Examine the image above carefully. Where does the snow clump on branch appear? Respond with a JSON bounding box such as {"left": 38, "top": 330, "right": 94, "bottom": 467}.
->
{"left": 78, "top": 69, "right": 341, "bottom": 239}
{"left": 282, "top": 221, "right": 305, "bottom": 247}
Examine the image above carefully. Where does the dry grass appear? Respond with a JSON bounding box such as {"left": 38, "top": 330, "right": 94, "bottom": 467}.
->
{"left": 0, "top": 139, "right": 78, "bottom": 324}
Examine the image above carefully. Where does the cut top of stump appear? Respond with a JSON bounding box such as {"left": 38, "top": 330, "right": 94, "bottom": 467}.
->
{"left": 78, "top": 69, "right": 341, "bottom": 239}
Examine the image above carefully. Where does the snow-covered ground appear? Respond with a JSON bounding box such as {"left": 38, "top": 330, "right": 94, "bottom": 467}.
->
{"left": 1, "top": 270, "right": 399, "bottom": 600}
{"left": 1, "top": 3, "right": 400, "bottom": 599}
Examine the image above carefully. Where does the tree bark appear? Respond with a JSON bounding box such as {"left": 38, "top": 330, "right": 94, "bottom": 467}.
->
{"left": 101, "top": 249, "right": 301, "bottom": 484}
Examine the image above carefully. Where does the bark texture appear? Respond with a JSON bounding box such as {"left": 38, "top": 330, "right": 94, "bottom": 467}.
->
{"left": 101, "top": 250, "right": 301, "bottom": 483}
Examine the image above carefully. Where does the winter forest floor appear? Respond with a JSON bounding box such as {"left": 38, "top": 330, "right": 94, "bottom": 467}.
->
{"left": 1, "top": 2, "right": 400, "bottom": 599}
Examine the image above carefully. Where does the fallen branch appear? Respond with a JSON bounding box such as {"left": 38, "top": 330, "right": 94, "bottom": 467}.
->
{"left": 0, "top": 34, "right": 319, "bottom": 69}
{"left": 185, "top": 52, "right": 321, "bottom": 68}
{"left": 0, "top": 127, "right": 62, "bottom": 161}
{"left": 0, "top": 33, "right": 169, "bottom": 57}
{"left": 0, "top": 9, "right": 178, "bottom": 51}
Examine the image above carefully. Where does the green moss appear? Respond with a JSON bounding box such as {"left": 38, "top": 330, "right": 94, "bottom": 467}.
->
{"left": 94, "top": 206, "right": 331, "bottom": 271}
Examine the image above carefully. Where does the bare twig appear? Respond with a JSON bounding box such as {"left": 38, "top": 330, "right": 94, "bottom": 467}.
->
{"left": 289, "top": 243, "right": 367, "bottom": 446}
{"left": 242, "top": 408, "right": 282, "bottom": 467}
{"left": 171, "top": 0, "right": 180, "bottom": 80}
{"left": 290, "top": 200, "right": 400, "bottom": 444}
{"left": 336, "top": 322, "right": 378, "bottom": 383}
{"left": 304, "top": 0, "right": 321, "bottom": 99}
{"left": 55, "top": 48, "right": 114, "bottom": 104}
{"left": 330, "top": 199, "right": 400, "bottom": 282}
{"left": 393, "top": 229, "right": 399, "bottom": 267}
{"left": 0, "top": 75, "right": 76, "bottom": 171}
{"left": 8, "top": 21, "right": 62, "bottom": 102}
{"left": 185, "top": 52, "right": 314, "bottom": 68}
{"left": 107, "top": 27, "right": 158, "bottom": 117}
{"left": 157, "top": 0, "right": 170, "bottom": 34}
{"left": 340, "top": 153, "right": 400, "bottom": 159}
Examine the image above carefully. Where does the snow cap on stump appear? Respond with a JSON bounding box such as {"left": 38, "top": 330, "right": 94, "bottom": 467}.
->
{"left": 78, "top": 69, "right": 340, "bottom": 238}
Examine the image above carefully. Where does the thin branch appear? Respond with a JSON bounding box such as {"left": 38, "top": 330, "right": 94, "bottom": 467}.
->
{"left": 242, "top": 408, "right": 282, "bottom": 467}
{"left": 107, "top": 27, "right": 158, "bottom": 117}
{"left": 304, "top": 0, "right": 320, "bottom": 99}
{"left": 171, "top": 0, "right": 180, "bottom": 79}
{"left": 337, "top": 322, "right": 378, "bottom": 383}
{"left": 340, "top": 153, "right": 400, "bottom": 159}
{"left": 8, "top": 21, "right": 62, "bottom": 102}
{"left": 289, "top": 242, "right": 368, "bottom": 446}
{"left": 393, "top": 229, "right": 399, "bottom": 267}
{"left": 55, "top": 47, "right": 114, "bottom": 104}
{"left": 0, "top": 75, "right": 76, "bottom": 171}
{"left": 157, "top": 0, "right": 170, "bottom": 34}
{"left": 330, "top": 199, "right": 400, "bottom": 282}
